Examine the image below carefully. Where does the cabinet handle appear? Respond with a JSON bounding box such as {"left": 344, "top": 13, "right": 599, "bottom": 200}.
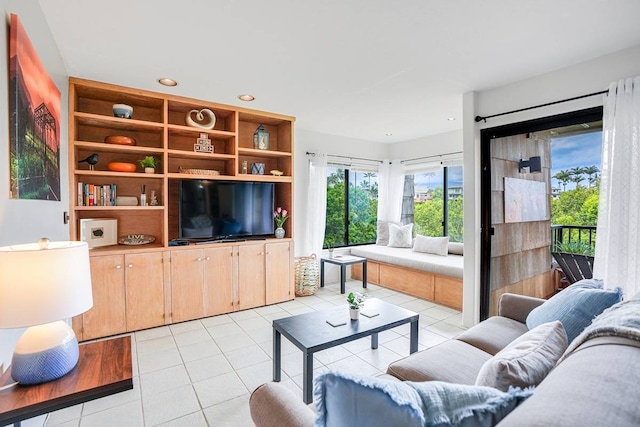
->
{"left": 205, "top": 256, "right": 211, "bottom": 261}
{"left": 115, "top": 265, "right": 122, "bottom": 269}
{"left": 128, "top": 264, "right": 133, "bottom": 268}
{"left": 196, "top": 257, "right": 202, "bottom": 261}
{"left": 266, "top": 252, "right": 271, "bottom": 255}
{"left": 259, "top": 252, "right": 264, "bottom": 255}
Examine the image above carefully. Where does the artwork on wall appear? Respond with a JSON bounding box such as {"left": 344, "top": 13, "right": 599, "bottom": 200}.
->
{"left": 8, "top": 14, "right": 61, "bottom": 201}
{"left": 504, "top": 177, "right": 548, "bottom": 223}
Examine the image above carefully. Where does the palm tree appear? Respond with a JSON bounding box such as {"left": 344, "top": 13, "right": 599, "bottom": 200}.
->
{"left": 553, "top": 170, "right": 572, "bottom": 192}
{"left": 569, "top": 166, "right": 587, "bottom": 188}
{"left": 583, "top": 165, "right": 599, "bottom": 187}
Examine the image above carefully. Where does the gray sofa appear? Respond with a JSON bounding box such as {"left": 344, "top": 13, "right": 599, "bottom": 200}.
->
{"left": 249, "top": 293, "right": 640, "bottom": 426}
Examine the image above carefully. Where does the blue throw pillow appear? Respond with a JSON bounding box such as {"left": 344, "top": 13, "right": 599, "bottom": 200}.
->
{"left": 526, "top": 279, "right": 622, "bottom": 342}
{"left": 314, "top": 371, "right": 533, "bottom": 427}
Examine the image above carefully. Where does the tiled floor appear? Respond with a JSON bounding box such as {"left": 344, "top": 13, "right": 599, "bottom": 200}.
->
{"left": 45, "top": 280, "right": 464, "bottom": 427}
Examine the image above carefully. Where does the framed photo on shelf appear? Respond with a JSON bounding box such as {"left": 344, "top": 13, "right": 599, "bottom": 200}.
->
{"left": 80, "top": 218, "right": 118, "bottom": 248}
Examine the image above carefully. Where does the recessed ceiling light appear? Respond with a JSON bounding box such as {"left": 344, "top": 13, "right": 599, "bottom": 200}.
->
{"left": 157, "top": 78, "right": 178, "bottom": 87}
{"left": 238, "top": 94, "right": 255, "bottom": 101}
{"left": 385, "top": 133, "right": 393, "bottom": 136}
{"left": 447, "top": 117, "right": 456, "bottom": 121}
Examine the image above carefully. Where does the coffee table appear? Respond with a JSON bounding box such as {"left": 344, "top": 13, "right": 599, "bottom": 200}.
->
{"left": 320, "top": 255, "right": 367, "bottom": 294}
{"left": 272, "top": 298, "right": 419, "bottom": 403}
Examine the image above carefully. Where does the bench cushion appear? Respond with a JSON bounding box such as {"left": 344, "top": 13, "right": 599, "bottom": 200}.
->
{"left": 351, "top": 244, "right": 463, "bottom": 279}
{"left": 456, "top": 316, "right": 529, "bottom": 355}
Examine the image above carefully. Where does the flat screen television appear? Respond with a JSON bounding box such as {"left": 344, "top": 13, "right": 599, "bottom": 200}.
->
{"left": 179, "top": 180, "right": 275, "bottom": 240}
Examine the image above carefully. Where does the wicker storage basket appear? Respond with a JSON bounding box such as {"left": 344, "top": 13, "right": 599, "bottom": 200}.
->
{"left": 294, "top": 254, "right": 320, "bottom": 296}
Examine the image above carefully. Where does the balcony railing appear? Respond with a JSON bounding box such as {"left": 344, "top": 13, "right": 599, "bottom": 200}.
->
{"left": 551, "top": 224, "right": 596, "bottom": 255}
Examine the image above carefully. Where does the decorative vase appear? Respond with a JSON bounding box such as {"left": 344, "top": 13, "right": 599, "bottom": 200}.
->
{"left": 145, "top": 167, "right": 155, "bottom": 174}
{"left": 328, "top": 249, "right": 334, "bottom": 259}
{"left": 349, "top": 308, "right": 360, "bottom": 320}
{"left": 275, "top": 227, "right": 285, "bottom": 239}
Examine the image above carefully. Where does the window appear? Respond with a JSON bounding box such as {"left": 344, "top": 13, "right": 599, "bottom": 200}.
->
{"left": 402, "top": 165, "right": 463, "bottom": 242}
{"left": 324, "top": 168, "right": 378, "bottom": 248}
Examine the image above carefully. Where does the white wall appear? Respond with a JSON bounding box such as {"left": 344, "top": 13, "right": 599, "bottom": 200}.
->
{"left": 0, "top": 0, "right": 69, "bottom": 404}
{"left": 461, "top": 44, "right": 640, "bottom": 327}
{"left": 387, "top": 130, "right": 463, "bottom": 161}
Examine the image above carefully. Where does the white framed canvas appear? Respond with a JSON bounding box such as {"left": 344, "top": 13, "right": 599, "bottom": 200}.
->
{"left": 80, "top": 218, "right": 118, "bottom": 248}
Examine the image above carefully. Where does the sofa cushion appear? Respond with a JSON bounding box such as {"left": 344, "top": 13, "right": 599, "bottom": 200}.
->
{"left": 456, "top": 316, "right": 529, "bottom": 356}
{"left": 526, "top": 280, "right": 623, "bottom": 342}
{"left": 413, "top": 235, "right": 449, "bottom": 256}
{"left": 250, "top": 382, "right": 316, "bottom": 427}
{"left": 388, "top": 223, "right": 413, "bottom": 248}
{"left": 376, "top": 220, "right": 401, "bottom": 246}
{"left": 314, "top": 371, "right": 533, "bottom": 427}
{"left": 497, "top": 337, "right": 640, "bottom": 426}
{"left": 387, "top": 339, "right": 492, "bottom": 384}
{"left": 447, "top": 242, "right": 464, "bottom": 255}
{"left": 475, "top": 321, "right": 568, "bottom": 391}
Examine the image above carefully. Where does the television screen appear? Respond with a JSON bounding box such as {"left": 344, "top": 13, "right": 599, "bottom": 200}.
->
{"left": 179, "top": 180, "right": 275, "bottom": 239}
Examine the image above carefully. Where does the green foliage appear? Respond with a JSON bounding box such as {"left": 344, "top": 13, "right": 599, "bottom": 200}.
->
{"left": 347, "top": 291, "right": 366, "bottom": 309}
{"left": 556, "top": 241, "right": 595, "bottom": 256}
{"left": 139, "top": 156, "right": 159, "bottom": 168}
{"left": 413, "top": 187, "right": 464, "bottom": 242}
{"left": 551, "top": 185, "right": 599, "bottom": 226}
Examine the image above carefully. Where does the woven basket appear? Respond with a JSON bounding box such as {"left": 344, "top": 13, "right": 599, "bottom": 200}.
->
{"left": 294, "top": 254, "right": 320, "bottom": 296}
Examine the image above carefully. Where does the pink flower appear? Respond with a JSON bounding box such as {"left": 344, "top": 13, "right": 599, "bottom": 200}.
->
{"left": 282, "top": 209, "right": 288, "bottom": 216}
{"left": 273, "top": 211, "right": 278, "bottom": 217}
{"left": 277, "top": 207, "right": 282, "bottom": 214}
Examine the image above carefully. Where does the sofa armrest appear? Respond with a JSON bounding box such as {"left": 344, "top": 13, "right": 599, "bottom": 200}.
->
{"left": 249, "top": 382, "right": 316, "bottom": 427}
{"left": 498, "top": 293, "right": 545, "bottom": 323}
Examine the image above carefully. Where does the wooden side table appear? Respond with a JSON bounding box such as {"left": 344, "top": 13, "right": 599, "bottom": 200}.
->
{"left": 0, "top": 336, "right": 133, "bottom": 426}
{"left": 320, "top": 255, "right": 367, "bottom": 294}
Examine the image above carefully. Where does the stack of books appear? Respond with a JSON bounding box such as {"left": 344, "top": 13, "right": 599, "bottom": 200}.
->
{"left": 77, "top": 182, "right": 117, "bottom": 206}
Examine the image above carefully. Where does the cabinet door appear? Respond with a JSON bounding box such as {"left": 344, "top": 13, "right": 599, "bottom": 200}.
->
{"left": 83, "top": 255, "right": 126, "bottom": 340}
{"left": 237, "top": 244, "right": 266, "bottom": 311}
{"left": 170, "top": 249, "right": 204, "bottom": 322}
{"left": 203, "top": 246, "right": 234, "bottom": 317}
{"left": 125, "top": 252, "right": 165, "bottom": 331}
{"left": 265, "top": 242, "right": 293, "bottom": 305}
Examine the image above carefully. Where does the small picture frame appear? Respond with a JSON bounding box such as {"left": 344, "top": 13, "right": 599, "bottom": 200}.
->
{"left": 80, "top": 218, "right": 118, "bottom": 249}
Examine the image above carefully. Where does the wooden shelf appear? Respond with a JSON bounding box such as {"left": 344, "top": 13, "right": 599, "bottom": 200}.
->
{"left": 74, "top": 206, "right": 164, "bottom": 211}
{"left": 75, "top": 112, "right": 164, "bottom": 131}
{"left": 75, "top": 170, "right": 165, "bottom": 179}
{"left": 234, "top": 174, "right": 293, "bottom": 183}
{"left": 167, "top": 149, "right": 236, "bottom": 160}
{"left": 75, "top": 141, "right": 164, "bottom": 154}
{"left": 167, "top": 123, "right": 235, "bottom": 139}
{"left": 166, "top": 172, "right": 238, "bottom": 181}
{"left": 238, "top": 147, "right": 292, "bottom": 158}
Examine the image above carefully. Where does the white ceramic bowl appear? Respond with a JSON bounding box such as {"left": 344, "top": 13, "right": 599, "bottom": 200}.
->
{"left": 112, "top": 103, "right": 133, "bottom": 119}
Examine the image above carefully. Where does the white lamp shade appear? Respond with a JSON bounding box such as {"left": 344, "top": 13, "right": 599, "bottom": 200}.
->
{"left": 0, "top": 241, "right": 93, "bottom": 328}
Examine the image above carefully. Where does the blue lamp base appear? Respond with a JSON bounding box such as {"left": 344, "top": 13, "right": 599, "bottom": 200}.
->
{"left": 11, "top": 321, "right": 80, "bottom": 385}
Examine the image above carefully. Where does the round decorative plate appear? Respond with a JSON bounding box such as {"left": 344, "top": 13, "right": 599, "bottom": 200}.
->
{"left": 105, "top": 135, "right": 136, "bottom": 146}
{"left": 108, "top": 162, "right": 137, "bottom": 172}
{"left": 118, "top": 234, "right": 156, "bottom": 245}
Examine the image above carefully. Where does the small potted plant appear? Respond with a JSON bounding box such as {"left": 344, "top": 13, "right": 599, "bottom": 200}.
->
{"left": 139, "top": 156, "right": 159, "bottom": 174}
{"left": 347, "top": 291, "right": 366, "bottom": 320}
{"left": 326, "top": 239, "right": 336, "bottom": 258}
{"left": 273, "top": 207, "right": 289, "bottom": 238}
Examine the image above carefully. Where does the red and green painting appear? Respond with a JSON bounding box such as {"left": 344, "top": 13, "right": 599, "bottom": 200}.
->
{"left": 9, "top": 13, "right": 61, "bottom": 200}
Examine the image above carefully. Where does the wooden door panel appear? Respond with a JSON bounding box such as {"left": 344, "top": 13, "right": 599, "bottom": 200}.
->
{"left": 203, "top": 246, "right": 234, "bottom": 316}
{"left": 265, "top": 242, "right": 293, "bottom": 304}
{"left": 237, "top": 244, "right": 266, "bottom": 310}
{"left": 125, "top": 252, "right": 165, "bottom": 331}
{"left": 83, "top": 255, "right": 126, "bottom": 340}
{"left": 170, "top": 249, "right": 204, "bottom": 322}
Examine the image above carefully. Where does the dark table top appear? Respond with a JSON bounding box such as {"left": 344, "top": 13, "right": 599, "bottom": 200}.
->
{"left": 0, "top": 336, "right": 133, "bottom": 425}
{"left": 273, "top": 298, "right": 418, "bottom": 353}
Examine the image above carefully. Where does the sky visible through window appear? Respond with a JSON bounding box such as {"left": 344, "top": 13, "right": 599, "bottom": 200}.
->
{"left": 551, "top": 130, "right": 602, "bottom": 191}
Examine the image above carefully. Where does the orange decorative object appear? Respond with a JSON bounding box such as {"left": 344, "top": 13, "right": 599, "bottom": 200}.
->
{"left": 107, "top": 162, "right": 137, "bottom": 172}
{"left": 105, "top": 135, "right": 136, "bottom": 146}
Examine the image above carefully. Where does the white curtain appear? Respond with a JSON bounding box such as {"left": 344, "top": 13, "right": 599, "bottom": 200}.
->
{"left": 300, "top": 153, "right": 328, "bottom": 257}
{"left": 594, "top": 76, "right": 640, "bottom": 298}
{"left": 377, "top": 161, "right": 405, "bottom": 222}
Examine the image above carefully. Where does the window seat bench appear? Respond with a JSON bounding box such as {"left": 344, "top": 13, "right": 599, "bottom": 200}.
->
{"left": 350, "top": 244, "right": 463, "bottom": 310}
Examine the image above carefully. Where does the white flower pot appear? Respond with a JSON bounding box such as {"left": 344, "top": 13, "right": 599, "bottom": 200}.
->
{"left": 144, "top": 167, "right": 155, "bottom": 174}
{"left": 275, "top": 227, "right": 285, "bottom": 239}
{"left": 349, "top": 308, "right": 360, "bottom": 320}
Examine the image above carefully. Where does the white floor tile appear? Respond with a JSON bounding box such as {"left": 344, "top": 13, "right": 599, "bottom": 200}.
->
{"left": 140, "top": 365, "right": 191, "bottom": 398}
{"left": 137, "top": 348, "right": 183, "bottom": 375}
{"left": 193, "top": 372, "right": 248, "bottom": 408}
{"left": 142, "top": 385, "right": 201, "bottom": 426}
{"left": 79, "top": 400, "right": 142, "bottom": 427}
{"left": 169, "top": 319, "right": 204, "bottom": 334}
{"left": 200, "top": 314, "right": 233, "bottom": 328}
{"left": 172, "top": 328, "right": 212, "bottom": 347}
{"left": 136, "top": 335, "right": 176, "bottom": 356}
{"left": 202, "top": 394, "right": 254, "bottom": 427}
{"left": 235, "top": 316, "right": 272, "bottom": 332}
{"left": 215, "top": 332, "right": 255, "bottom": 352}
{"left": 178, "top": 339, "right": 222, "bottom": 363}
{"left": 156, "top": 410, "right": 207, "bottom": 427}
{"left": 235, "top": 360, "right": 275, "bottom": 393}
{"left": 184, "top": 353, "right": 233, "bottom": 383}
{"left": 224, "top": 344, "right": 270, "bottom": 370}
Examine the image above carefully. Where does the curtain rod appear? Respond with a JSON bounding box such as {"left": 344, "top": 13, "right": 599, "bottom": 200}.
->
{"left": 401, "top": 151, "right": 463, "bottom": 164}
{"left": 474, "top": 90, "right": 608, "bottom": 123}
{"left": 306, "top": 152, "right": 383, "bottom": 164}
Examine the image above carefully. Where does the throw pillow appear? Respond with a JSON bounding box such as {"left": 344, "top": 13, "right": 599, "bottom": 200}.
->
{"left": 475, "top": 321, "right": 568, "bottom": 391}
{"left": 388, "top": 223, "right": 413, "bottom": 248}
{"left": 314, "top": 371, "right": 533, "bottom": 427}
{"left": 447, "top": 242, "right": 464, "bottom": 256}
{"left": 413, "top": 235, "right": 449, "bottom": 256}
{"left": 526, "top": 280, "right": 622, "bottom": 343}
{"left": 376, "top": 220, "right": 401, "bottom": 246}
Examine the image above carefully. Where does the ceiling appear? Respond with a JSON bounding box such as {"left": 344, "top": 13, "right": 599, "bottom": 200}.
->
{"left": 38, "top": 0, "right": 640, "bottom": 144}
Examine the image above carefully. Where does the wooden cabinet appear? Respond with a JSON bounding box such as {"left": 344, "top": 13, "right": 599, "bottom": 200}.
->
{"left": 203, "top": 246, "right": 234, "bottom": 317}
{"left": 124, "top": 252, "right": 165, "bottom": 331}
{"left": 81, "top": 255, "right": 126, "bottom": 340}
{"left": 77, "top": 252, "right": 165, "bottom": 340}
{"left": 265, "top": 241, "right": 294, "bottom": 304}
{"left": 170, "top": 249, "right": 206, "bottom": 323}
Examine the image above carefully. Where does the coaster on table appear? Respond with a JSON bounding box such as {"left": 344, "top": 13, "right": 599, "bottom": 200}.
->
{"left": 326, "top": 318, "right": 347, "bottom": 327}
{"left": 361, "top": 310, "right": 379, "bottom": 318}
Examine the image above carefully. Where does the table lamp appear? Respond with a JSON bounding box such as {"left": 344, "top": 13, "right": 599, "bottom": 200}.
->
{"left": 0, "top": 239, "right": 93, "bottom": 385}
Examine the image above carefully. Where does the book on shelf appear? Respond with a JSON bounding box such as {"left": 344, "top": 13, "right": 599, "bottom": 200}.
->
{"left": 78, "top": 182, "right": 117, "bottom": 206}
